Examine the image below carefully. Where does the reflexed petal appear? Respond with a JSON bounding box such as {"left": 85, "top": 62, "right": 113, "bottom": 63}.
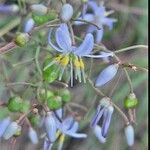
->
{"left": 102, "top": 17, "right": 117, "bottom": 30}
{"left": 62, "top": 116, "right": 74, "bottom": 131}
{"left": 3, "top": 122, "right": 20, "bottom": 140}
{"left": 84, "top": 52, "right": 113, "bottom": 58}
{"left": 65, "top": 131, "right": 87, "bottom": 138}
{"left": 95, "top": 28, "right": 104, "bottom": 43}
{"left": 48, "top": 29, "right": 64, "bottom": 52}
{"left": 88, "top": 1, "right": 99, "bottom": 13}
{"left": 74, "top": 14, "right": 95, "bottom": 25}
{"left": 87, "top": 25, "right": 96, "bottom": 33}
{"left": 0, "top": 117, "right": 11, "bottom": 137}
{"left": 95, "top": 64, "right": 119, "bottom": 87}
{"left": 28, "top": 127, "right": 39, "bottom": 144}
{"left": 125, "top": 125, "right": 134, "bottom": 146}
{"left": 68, "top": 121, "right": 79, "bottom": 133}
{"left": 55, "top": 24, "right": 72, "bottom": 52}
{"left": 55, "top": 108, "right": 63, "bottom": 120}
{"left": 94, "top": 125, "right": 106, "bottom": 143}
{"left": 82, "top": 3, "right": 88, "bottom": 18}
{"left": 44, "top": 138, "right": 53, "bottom": 150}
{"left": 101, "top": 106, "right": 114, "bottom": 137}
{"left": 44, "top": 112, "right": 57, "bottom": 142}
{"left": 74, "top": 33, "right": 94, "bottom": 56}
{"left": 90, "top": 106, "right": 105, "bottom": 128}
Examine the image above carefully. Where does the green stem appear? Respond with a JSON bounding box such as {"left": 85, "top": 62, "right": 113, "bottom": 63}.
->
{"left": 114, "top": 45, "right": 148, "bottom": 54}
{"left": 5, "top": 82, "right": 38, "bottom": 88}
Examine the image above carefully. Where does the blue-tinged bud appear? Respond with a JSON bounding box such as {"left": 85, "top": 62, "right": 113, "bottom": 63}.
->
{"left": 0, "top": 117, "right": 11, "bottom": 137}
{"left": 30, "top": 4, "right": 48, "bottom": 15}
{"left": 44, "top": 112, "right": 57, "bottom": 142}
{"left": 60, "top": 4, "right": 74, "bottom": 22}
{"left": 95, "top": 64, "right": 119, "bottom": 87}
{"left": 0, "top": 4, "right": 19, "bottom": 13}
{"left": 125, "top": 125, "right": 134, "bottom": 146}
{"left": 28, "top": 127, "right": 39, "bottom": 144}
{"left": 24, "top": 18, "right": 35, "bottom": 33}
{"left": 3, "top": 122, "right": 20, "bottom": 140}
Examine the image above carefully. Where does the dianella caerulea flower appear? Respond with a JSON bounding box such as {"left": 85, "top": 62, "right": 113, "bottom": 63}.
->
{"left": 90, "top": 97, "right": 114, "bottom": 143}
{"left": 45, "top": 23, "right": 113, "bottom": 86}
{"left": 75, "top": 0, "right": 117, "bottom": 43}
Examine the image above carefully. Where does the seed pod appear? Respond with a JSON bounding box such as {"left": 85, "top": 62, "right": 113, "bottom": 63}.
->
{"left": 28, "top": 127, "right": 39, "bottom": 144}
{"left": 24, "top": 18, "right": 35, "bottom": 33}
{"left": 7, "top": 97, "right": 23, "bottom": 112}
{"left": 47, "top": 96, "right": 62, "bottom": 110}
{"left": 30, "top": 4, "right": 48, "bottom": 15}
{"left": 124, "top": 125, "right": 134, "bottom": 146}
{"left": 95, "top": 64, "right": 119, "bottom": 87}
{"left": 60, "top": 3, "right": 74, "bottom": 22}
{"left": 3, "top": 122, "right": 20, "bottom": 140}
{"left": 124, "top": 93, "right": 138, "bottom": 109}
{"left": 15, "top": 33, "right": 30, "bottom": 47}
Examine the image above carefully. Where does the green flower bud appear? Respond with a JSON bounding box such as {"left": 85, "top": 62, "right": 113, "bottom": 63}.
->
{"left": 7, "top": 97, "right": 23, "bottom": 112}
{"left": 81, "top": 0, "right": 88, "bottom": 3}
{"left": 124, "top": 93, "right": 138, "bottom": 109}
{"left": 32, "top": 11, "right": 57, "bottom": 25}
{"left": 47, "top": 96, "right": 62, "bottom": 110}
{"left": 15, "top": 33, "right": 29, "bottom": 47}
{"left": 29, "top": 114, "right": 40, "bottom": 128}
{"left": 43, "top": 57, "right": 59, "bottom": 83}
{"left": 59, "top": 89, "right": 71, "bottom": 103}
{"left": 20, "top": 101, "right": 30, "bottom": 113}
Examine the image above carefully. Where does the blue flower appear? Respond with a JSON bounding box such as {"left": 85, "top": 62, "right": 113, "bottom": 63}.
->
{"left": 23, "top": 18, "right": 35, "bottom": 33}
{"left": 0, "top": 4, "right": 19, "bottom": 14}
{"left": 45, "top": 23, "right": 113, "bottom": 86}
{"left": 43, "top": 137, "right": 53, "bottom": 150}
{"left": 90, "top": 97, "right": 114, "bottom": 143}
{"left": 75, "top": 1, "right": 117, "bottom": 43}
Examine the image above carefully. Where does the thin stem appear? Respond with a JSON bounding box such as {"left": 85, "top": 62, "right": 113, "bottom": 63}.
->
{"left": 5, "top": 82, "right": 38, "bottom": 88}
{"left": 68, "top": 22, "right": 75, "bottom": 45}
{"left": 72, "top": 18, "right": 101, "bottom": 30}
{"left": 114, "top": 45, "right": 148, "bottom": 54}
{"left": 12, "top": 58, "right": 35, "bottom": 67}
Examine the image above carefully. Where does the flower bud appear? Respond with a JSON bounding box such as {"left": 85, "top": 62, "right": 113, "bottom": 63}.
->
{"left": 3, "top": 122, "right": 20, "bottom": 140}
{"left": 59, "top": 89, "right": 71, "bottom": 103}
{"left": 0, "top": 117, "right": 11, "bottom": 137}
{"left": 125, "top": 125, "right": 134, "bottom": 146}
{"left": 15, "top": 33, "right": 30, "bottom": 47}
{"left": 124, "top": 93, "right": 138, "bottom": 109}
{"left": 60, "top": 3, "right": 74, "bottom": 22}
{"left": 0, "top": 4, "right": 19, "bottom": 13}
{"left": 28, "top": 127, "right": 39, "bottom": 144}
{"left": 30, "top": 4, "right": 48, "bottom": 15}
{"left": 23, "top": 18, "right": 35, "bottom": 33}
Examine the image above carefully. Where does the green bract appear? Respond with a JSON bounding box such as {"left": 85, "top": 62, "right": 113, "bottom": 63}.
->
{"left": 7, "top": 97, "right": 23, "bottom": 112}
{"left": 47, "top": 96, "right": 62, "bottom": 110}
{"left": 124, "top": 93, "right": 138, "bottom": 109}
{"left": 59, "top": 89, "right": 71, "bottom": 103}
{"left": 43, "top": 57, "right": 59, "bottom": 83}
{"left": 15, "top": 33, "right": 29, "bottom": 47}
{"left": 29, "top": 114, "right": 40, "bottom": 127}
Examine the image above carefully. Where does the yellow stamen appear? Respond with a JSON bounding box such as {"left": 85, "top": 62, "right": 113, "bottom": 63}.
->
{"left": 55, "top": 54, "right": 63, "bottom": 62}
{"left": 59, "top": 134, "right": 65, "bottom": 143}
{"left": 60, "top": 55, "right": 69, "bottom": 66}
{"left": 79, "top": 58, "right": 85, "bottom": 69}
{"left": 56, "top": 130, "right": 61, "bottom": 138}
{"left": 74, "top": 57, "right": 80, "bottom": 68}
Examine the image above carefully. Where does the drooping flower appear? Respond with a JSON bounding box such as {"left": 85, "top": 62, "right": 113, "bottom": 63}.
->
{"left": 45, "top": 23, "right": 113, "bottom": 86}
{"left": 28, "top": 127, "right": 39, "bottom": 144}
{"left": 75, "top": 0, "right": 117, "bottom": 43}
{"left": 0, "top": 4, "right": 19, "bottom": 14}
{"left": 90, "top": 97, "right": 114, "bottom": 143}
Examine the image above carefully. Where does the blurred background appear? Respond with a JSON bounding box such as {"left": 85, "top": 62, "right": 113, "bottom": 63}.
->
{"left": 0, "top": 0, "right": 148, "bottom": 150}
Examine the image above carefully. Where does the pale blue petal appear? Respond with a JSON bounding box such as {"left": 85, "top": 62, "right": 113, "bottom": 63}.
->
{"left": 95, "top": 64, "right": 119, "bottom": 87}
{"left": 96, "top": 28, "right": 104, "bottom": 43}
{"left": 88, "top": 1, "right": 99, "bottom": 14}
{"left": 48, "top": 29, "right": 64, "bottom": 53}
{"left": 74, "top": 14, "right": 95, "bottom": 25}
{"left": 84, "top": 52, "right": 114, "bottom": 58}
{"left": 74, "top": 33, "right": 94, "bottom": 56}
{"left": 87, "top": 25, "right": 96, "bottom": 33}
{"left": 44, "top": 138, "right": 53, "bottom": 150}
{"left": 28, "top": 127, "right": 39, "bottom": 144}
{"left": 65, "top": 131, "right": 87, "bottom": 138}
{"left": 62, "top": 116, "right": 74, "bottom": 131}
{"left": 55, "top": 108, "right": 63, "bottom": 120}
{"left": 102, "top": 17, "right": 117, "bottom": 30}
{"left": 55, "top": 24, "right": 72, "bottom": 52}
{"left": 24, "top": 18, "right": 35, "bottom": 33}
{"left": 94, "top": 125, "right": 106, "bottom": 143}
{"left": 68, "top": 121, "right": 79, "bottom": 133}
{"left": 82, "top": 3, "right": 88, "bottom": 18}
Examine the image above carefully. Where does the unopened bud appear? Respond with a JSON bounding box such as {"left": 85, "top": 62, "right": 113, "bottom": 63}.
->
{"left": 30, "top": 4, "right": 48, "bottom": 15}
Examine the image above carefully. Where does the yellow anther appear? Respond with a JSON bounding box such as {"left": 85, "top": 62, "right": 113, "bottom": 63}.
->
{"left": 74, "top": 57, "right": 80, "bottom": 68}
{"left": 79, "top": 58, "right": 85, "bottom": 69}
{"left": 60, "top": 55, "right": 69, "bottom": 66}
{"left": 59, "top": 134, "right": 65, "bottom": 143}
{"left": 55, "top": 54, "right": 63, "bottom": 62}
{"left": 56, "top": 130, "right": 61, "bottom": 138}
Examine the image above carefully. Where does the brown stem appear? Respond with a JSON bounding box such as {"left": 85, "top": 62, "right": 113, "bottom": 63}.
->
{"left": 0, "top": 42, "right": 17, "bottom": 54}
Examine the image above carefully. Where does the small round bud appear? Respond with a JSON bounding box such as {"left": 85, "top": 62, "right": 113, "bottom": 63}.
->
{"left": 59, "top": 89, "right": 71, "bottom": 103}
{"left": 7, "top": 97, "right": 23, "bottom": 112}
{"left": 30, "top": 4, "right": 48, "bottom": 15}
{"left": 124, "top": 125, "right": 134, "bottom": 146}
{"left": 23, "top": 18, "right": 35, "bottom": 33}
{"left": 124, "top": 93, "right": 138, "bottom": 109}
{"left": 29, "top": 114, "right": 40, "bottom": 127}
{"left": 60, "top": 3, "right": 74, "bottom": 22}
{"left": 15, "top": 33, "right": 30, "bottom": 47}
{"left": 47, "top": 96, "right": 62, "bottom": 110}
